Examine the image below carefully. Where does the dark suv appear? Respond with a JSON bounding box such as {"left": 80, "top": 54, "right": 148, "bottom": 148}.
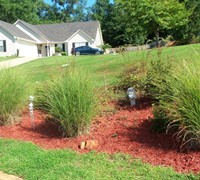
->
{"left": 71, "top": 46, "right": 104, "bottom": 55}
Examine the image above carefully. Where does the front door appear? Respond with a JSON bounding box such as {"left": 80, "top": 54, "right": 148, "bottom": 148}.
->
{"left": 45, "top": 46, "right": 48, "bottom": 56}
{"left": 37, "top": 45, "right": 42, "bottom": 57}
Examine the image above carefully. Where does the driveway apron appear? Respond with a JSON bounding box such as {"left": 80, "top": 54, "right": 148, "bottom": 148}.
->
{"left": 0, "top": 57, "right": 39, "bottom": 69}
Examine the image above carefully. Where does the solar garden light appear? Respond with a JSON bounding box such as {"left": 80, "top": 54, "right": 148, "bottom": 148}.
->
{"left": 28, "top": 95, "right": 35, "bottom": 129}
{"left": 127, "top": 87, "right": 136, "bottom": 106}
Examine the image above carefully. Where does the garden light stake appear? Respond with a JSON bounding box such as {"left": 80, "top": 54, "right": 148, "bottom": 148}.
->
{"left": 127, "top": 87, "right": 136, "bottom": 106}
{"left": 29, "top": 95, "right": 35, "bottom": 129}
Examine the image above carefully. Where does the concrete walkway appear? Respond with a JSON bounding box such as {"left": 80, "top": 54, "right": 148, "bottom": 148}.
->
{"left": 0, "top": 171, "right": 22, "bottom": 180}
{"left": 0, "top": 57, "right": 39, "bottom": 69}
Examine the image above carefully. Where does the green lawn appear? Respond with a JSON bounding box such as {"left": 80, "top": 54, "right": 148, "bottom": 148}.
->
{"left": 0, "top": 139, "right": 198, "bottom": 180}
{"left": 0, "top": 56, "right": 18, "bottom": 62}
{"left": 16, "top": 44, "right": 200, "bottom": 87}
{"left": 16, "top": 53, "right": 137, "bottom": 87}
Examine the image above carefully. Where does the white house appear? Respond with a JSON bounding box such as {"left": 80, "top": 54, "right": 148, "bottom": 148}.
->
{"left": 0, "top": 20, "right": 104, "bottom": 57}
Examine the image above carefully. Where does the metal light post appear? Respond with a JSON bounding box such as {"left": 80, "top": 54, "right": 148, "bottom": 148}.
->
{"left": 28, "top": 96, "right": 35, "bottom": 129}
{"left": 127, "top": 87, "right": 136, "bottom": 106}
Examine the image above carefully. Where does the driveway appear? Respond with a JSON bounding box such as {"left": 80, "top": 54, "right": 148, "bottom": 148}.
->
{"left": 0, "top": 57, "right": 39, "bottom": 69}
{"left": 0, "top": 171, "right": 22, "bottom": 180}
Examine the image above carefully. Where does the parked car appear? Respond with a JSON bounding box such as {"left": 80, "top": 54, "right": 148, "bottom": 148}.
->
{"left": 71, "top": 46, "right": 104, "bottom": 55}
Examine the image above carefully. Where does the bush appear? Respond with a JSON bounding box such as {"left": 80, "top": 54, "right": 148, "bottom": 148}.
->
{"left": 145, "top": 56, "right": 172, "bottom": 100}
{"left": 117, "top": 51, "right": 172, "bottom": 100}
{"left": 61, "top": 52, "right": 67, "bottom": 56}
{"left": 157, "top": 61, "right": 200, "bottom": 149}
{"left": 0, "top": 69, "right": 30, "bottom": 125}
{"left": 36, "top": 68, "right": 98, "bottom": 137}
{"left": 117, "top": 61, "right": 148, "bottom": 98}
{"left": 101, "top": 43, "right": 112, "bottom": 51}
{"left": 190, "top": 35, "right": 200, "bottom": 44}
{"left": 55, "top": 47, "right": 62, "bottom": 53}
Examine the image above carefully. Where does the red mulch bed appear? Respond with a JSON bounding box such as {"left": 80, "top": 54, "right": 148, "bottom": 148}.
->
{"left": 0, "top": 100, "right": 199, "bottom": 174}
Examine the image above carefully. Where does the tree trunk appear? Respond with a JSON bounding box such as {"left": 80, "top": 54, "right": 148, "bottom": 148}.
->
{"left": 155, "top": 29, "right": 160, "bottom": 47}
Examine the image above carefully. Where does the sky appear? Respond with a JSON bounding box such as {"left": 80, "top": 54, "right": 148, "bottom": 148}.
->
{"left": 44, "top": 0, "right": 113, "bottom": 7}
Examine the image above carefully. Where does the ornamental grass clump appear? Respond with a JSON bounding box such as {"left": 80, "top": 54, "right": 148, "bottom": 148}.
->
{"left": 36, "top": 68, "right": 98, "bottom": 137}
{"left": 0, "top": 68, "right": 30, "bottom": 125}
{"left": 158, "top": 61, "right": 200, "bottom": 149}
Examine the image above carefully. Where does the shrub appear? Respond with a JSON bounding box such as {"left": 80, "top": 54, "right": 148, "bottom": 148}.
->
{"left": 190, "top": 35, "right": 200, "bottom": 44}
{"left": 0, "top": 69, "right": 30, "bottom": 125}
{"left": 117, "top": 50, "right": 172, "bottom": 100}
{"left": 157, "top": 61, "right": 200, "bottom": 149}
{"left": 101, "top": 43, "right": 112, "bottom": 51}
{"left": 145, "top": 56, "right": 172, "bottom": 100}
{"left": 61, "top": 52, "right": 67, "bottom": 56}
{"left": 117, "top": 61, "right": 148, "bottom": 98}
{"left": 55, "top": 47, "right": 62, "bottom": 53}
{"left": 36, "top": 68, "right": 98, "bottom": 137}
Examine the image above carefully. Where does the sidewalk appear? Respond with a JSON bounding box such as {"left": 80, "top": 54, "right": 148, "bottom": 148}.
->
{"left": 0, "top": 171, "right": 22, "bottom": 180}
{"left": 0, "top": 57, "right": 39, "bottom": 69}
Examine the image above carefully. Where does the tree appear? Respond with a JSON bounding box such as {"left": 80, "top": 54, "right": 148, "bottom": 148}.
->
{"left": 90, "top": 0, "right": 118, "bottom": 46}
{"left": 0, "top": 0, "right": 47, "bottom": 24}
{"left": 50, "top": 0, "right": 87, "bottom": 22}
{"left": 0, "top": 0, "right": 88, "bottom": 24}
{"left": 116, "top": 0, "right": 190, "bottom": 44}
{"left": 36, "top": 1, "right": 52, "bottom": 23}
{"left": 113, "top": 1, "right": 148, "bottom": 45}
{"left": 73, "top": 0, "right": 88, "bottom": 21}
{"left": 148, "top": 0, "right": 189, "bottom": 43}
{"left": 91, "top": 0, "right": 111, "bottom": 23}
{"left": 182, "top": 0, "right": 200, "bottom": 43}
{"left": 41, "top": 4, "right": 63, "bottom": 23}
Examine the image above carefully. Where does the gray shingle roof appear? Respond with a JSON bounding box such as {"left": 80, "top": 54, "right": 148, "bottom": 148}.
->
{"left": 34, "top": 21, "right": 99, "bottom": 42}
{"left": 1, "top": 20, "right": 99, "bottom": 43}
{"left": 17, "top": 20, "right": 48, "bottom": 42}
{"left": 0, "top": 20, "right": 35, "bottom": 41}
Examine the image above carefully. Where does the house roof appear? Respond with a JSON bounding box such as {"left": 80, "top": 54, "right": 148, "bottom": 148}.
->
{"left": 34, "top": 21, "right": 99, "bottom": 42}
{"left": 0, "top": 20, "right": 35, "bottom": 41}
{"left": 1, "top": 20, "right": 100, "bottom": 43}
{"left": 14, "top": 20, "right": 48, "bottom": 42}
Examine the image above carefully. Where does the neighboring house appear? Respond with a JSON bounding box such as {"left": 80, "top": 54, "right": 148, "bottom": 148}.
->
{"left": 0, "top": 20, "right": 103, "bottom": 57}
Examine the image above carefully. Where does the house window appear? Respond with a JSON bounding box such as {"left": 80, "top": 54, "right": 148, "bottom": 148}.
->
{"left": 0, "top": 40, "right": 6, "bottom": 52}
{"left": 72, "top": 42, "right": 88, "bottom": 48}
{"left": 62, "top": 43, "right": 65, "bottom": 52}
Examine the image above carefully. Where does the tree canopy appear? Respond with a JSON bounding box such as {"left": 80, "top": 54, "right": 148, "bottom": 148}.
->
{"left": 115, "top": 0, "right": 189, "bottom": 45}
{"left": 49, "top": 0, "right": 87, "bottom": 22}
{"left": 0, "top": 0, "right": 47, "bottom": 24}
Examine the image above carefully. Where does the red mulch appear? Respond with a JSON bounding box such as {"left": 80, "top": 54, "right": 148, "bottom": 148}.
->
{"left": 0, "top": 100, "right": 199, "bottom": 174}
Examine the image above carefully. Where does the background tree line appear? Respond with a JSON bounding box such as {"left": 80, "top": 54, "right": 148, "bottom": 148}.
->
{"left": 0, "top": 0, "right": 199, "bottom": 47}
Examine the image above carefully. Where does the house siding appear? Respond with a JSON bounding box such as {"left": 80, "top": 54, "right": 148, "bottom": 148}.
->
{"left": 50, "top": 44, "right": 55, "bottom": 56}
{"left": 16, "top": 40, "right": 38, "bottom": 57}
{"left": 93, "top": 25, "right": 104, "bottom": 48}
{"left": 68, "top": 31, "right": 93, "bottom": 55}
{"left": 0, "top": 28, "right": 17, "bottom": 56}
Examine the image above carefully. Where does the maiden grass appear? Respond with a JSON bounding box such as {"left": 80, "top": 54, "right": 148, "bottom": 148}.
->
{"left": 36, "top": 68, "right": 98, "bottom": 137}
{"left": 159, "top": 60, "right": 200, "bottom": 148}
{"left": 0, "top": 68, "right": 30, "bottom": 125}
